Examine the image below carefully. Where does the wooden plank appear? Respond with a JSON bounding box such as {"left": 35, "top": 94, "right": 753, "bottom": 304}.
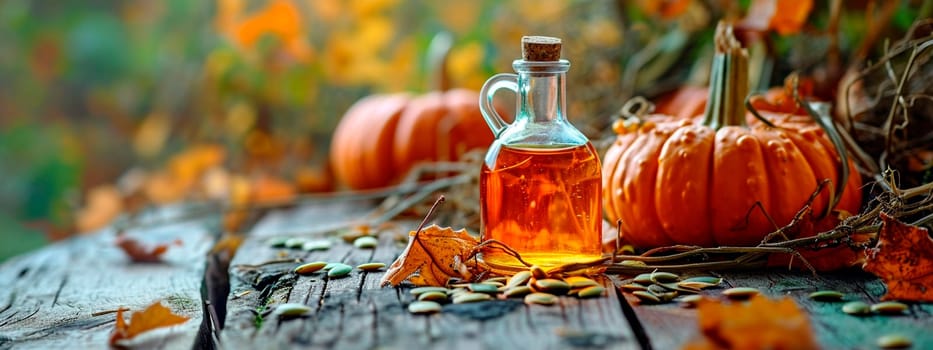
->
{"left": 0, "top": 213, "right": 215, "bottom": 349}
{"left": 222, "top": 202, "right": 641, "bottom": 349}
{"left": 618, "top": 271, "right": 933, "bottom": 349}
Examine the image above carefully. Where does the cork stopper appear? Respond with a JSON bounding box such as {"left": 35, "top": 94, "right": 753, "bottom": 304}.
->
{"left": 522, "top": 36, "right": 562, "bottom": 61}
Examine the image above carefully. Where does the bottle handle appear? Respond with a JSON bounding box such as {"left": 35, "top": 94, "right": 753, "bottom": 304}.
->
{"left": 479, "top": 73, "right": 517, "bottom": 137}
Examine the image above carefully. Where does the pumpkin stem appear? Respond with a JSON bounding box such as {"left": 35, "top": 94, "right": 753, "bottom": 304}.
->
{"left": 701, "top": 22, "right": 749, "bottom": 129}
{"left": 427, "top": 32, "right": 453, "bottom": 92}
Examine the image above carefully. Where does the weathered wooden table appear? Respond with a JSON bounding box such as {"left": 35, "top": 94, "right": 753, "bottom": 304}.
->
{"left": 1, "top": 200, "right": 931, "bottom": 349}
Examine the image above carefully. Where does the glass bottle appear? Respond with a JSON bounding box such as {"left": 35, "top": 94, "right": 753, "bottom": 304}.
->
{"left": 478, "top": 36, "right": 602, "bottom": 269}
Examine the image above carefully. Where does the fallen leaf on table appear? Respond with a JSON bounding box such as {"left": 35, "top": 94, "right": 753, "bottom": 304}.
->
{"left": 683, "top": 295, "right": 818, "bottom": 350}
{"left": 109, "top": 301, "right": 189, "bottom": 346}
{"left": 381, "top": 225, "right": 479, "bottom": 287}
{"left": 863, "top": 213, "right": 933, "bottom": 302}
{"left": 116, "top": 236, "right": 182, "bottom": 263}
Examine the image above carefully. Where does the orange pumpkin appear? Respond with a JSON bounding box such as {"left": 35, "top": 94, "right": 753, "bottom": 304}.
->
{"left": 330, "top": 88, "right": 493, "bottom": 189}
{"left": 602, "top": 23, "right": 862, "bottom": 248}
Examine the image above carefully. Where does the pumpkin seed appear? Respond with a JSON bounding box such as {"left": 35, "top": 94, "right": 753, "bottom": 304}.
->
{"left": 841, "top": 301, "right": 871, "bottom": 315}
{"left": 621, "top": 283, "right": 648, "bottom": 292}
{"left": 302, "top": 239, "right": 332, "bottom": 251}
{"left": 647, "top": 284, "right": 669, "bottom": 295}
{"left": 871, "top": 301, "right": 908, "bottom": 314}
{"left": 808, "top": 290, "right": 844, "bottom": 301}
{"left": 659, "top": 282, "right": 700, "bottom": 294}
{"left": 285, "top": 238, "right": 306, "bottom": 249}
{"left": 356, "top": 262, "right": 386, "bottom": 272}
{"left": 633, "top": 273, "right": 653, "bottom": 285}
{"left": 273, "top": 303, "right": 311, "bottom": 318}
{"left": 506, "top": 271, "right": 532, "bottom": 289}
{"left": 323, "top": 262, "right": 339, "bottom": 270}
{"left": 417, "top": 291, "right": 448, "bottom": 302}
{"left": 353, "top": 236, "right": 379, "bottom": 249}
{"left": 409, "top": 287, "right": 449, "bottom": 296}
{"left": 452, "top": 292, "right": 492, "bottom": 304}
{"left": 649, "top": 271, "right": 680, "bottom": 283}
{"left": 564, "top": 276, "right": 599, "bottom": 289}
{"left": 524, "top": 292, "right": 558, "bottom": 305}
{"left": 267, "top": 237, "right": 289, "bottom": 248}
{"left": 468, "top": 283, "right": 500, "bottom": 294}
{"left": 327, "top": 263, "right": 353, "bottom": 278}
{"left": 533, "top": 279, "right": 571, "bottom": 295}
{"left": 530, "top": 265, "right": 548, "bottom": 279}
{"left": 632, "top": 291, "right": 661, "bottom": 304}
{"left": 618, "top": 260, "right": 647, "bottom": 267}
{"left": 723, "top": 287, "right": 759, "bottom": 300}
{"left": 683, "top": 276, "right": 722, "bottom": 285}
{"left": 408, "top": 301, "right": 442, "bottom": 315}
{"left": 484, "top": 277, "right": 508, "bottom": 284}
{"left": 677, "top": 295, "right": 703, "bottom": 308}
{"left": 294, "top": 261, "right": 328, "bottom": 275}
{"left": 577, "top": 286, "right": 606, "bottom": 299}
{"left": 677, "top": 281, "right": 718, "bottom": 290}
{"left": 504, "top": 286, "right": 532, "bottom": 298}
{"left": 877, "top": 334, "right": 912, "bottom": 349}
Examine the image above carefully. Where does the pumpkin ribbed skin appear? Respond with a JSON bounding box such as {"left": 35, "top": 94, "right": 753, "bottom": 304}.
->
{"left": 331, "top": 89, "right": 492, "bottom": 190}
{"left": 602, "top": 24, "right": 862, "bottom": 248}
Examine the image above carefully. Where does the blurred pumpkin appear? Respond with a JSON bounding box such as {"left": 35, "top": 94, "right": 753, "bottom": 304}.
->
{"left": 602, "top": 23, "right": 862, "bottom": 249}
{"left": 330, "top": 34, "right": 493, "bottom": 190}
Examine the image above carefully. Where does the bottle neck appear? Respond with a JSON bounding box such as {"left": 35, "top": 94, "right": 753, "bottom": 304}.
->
{"left": 514, "top": 59, "right": 570, "bottom": 123}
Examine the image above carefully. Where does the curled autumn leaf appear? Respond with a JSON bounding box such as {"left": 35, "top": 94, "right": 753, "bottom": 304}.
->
{"left": 863, "top": 213, "right": 933, "bottom": 302}
{"left": 683, "top": 295, "right": 819, "bottom": 350}
{"left": 740, "top": 0, "right": 814, "bottom": 35}
{"left": 109, "top": 301, "right": 190, "bottom": 346}
{"left": 116, "top": 235, "right": 182, "bottom": 263}
{"left": 380, "top": 225, "right": 481, "bottom": 287}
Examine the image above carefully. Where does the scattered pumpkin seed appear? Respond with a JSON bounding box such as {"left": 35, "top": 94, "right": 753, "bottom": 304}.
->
{"left": 647, "top": 284, "right": 669, "bottom": 295}
{"left": 417, "top": 291, "right": 448, "bottom": 302}
{"left": 841, "top": 301, "right": 871, "bottom": 315}
{"left": 723, "top": 287, "right": 759, "bottom": 300}
{"left": 677, "top": 295, "right": 703, "bottom": 308}
{"left": 504, "top": 286, "right": 532, "bottom": 298}
{"left": 273, "top": 303, "right": 311, "bottom": 318}
{"left": 356, "top": 262, "right": 386, "bottom": 272}
{"left": 294, "top": 261, "right": 328, "bottom": 275}
{"left": 564, "top": 276, "right": 599, "bottom": 289}
{"left": 302, "top": 239, "right": 332, "bottom": 251}
{"left": 808, "top": 290, "right": 844, "bottom": 301}
{"left": 285, "top": 238, "right": 306, "bottom": 249}
{"left": 877, "top": 334, "right": 913, "bottom": 349}
{"left": 506, "top": 271, "right": 532, "bottom": 289}
{"left": 326, "top": 263, "right": 353, "bottom": 278}
{"left": 533, "top": 279, "right": 571, "bottom": 295}
{"left": 659, "top": 282, "right": 700, "bottom": 294}
{"left": 577, "top": 286, "right": 606, "bottom": 299}
{"left": 452, "top": 292, "right": 492, "bottom": 304}
{"left": 467, "top": 283, "right": 500, "bottom": 294}
{"left": 619, "top": 244, "right": 636, "bottom": 254}
{"left": 871, "top": 301, "right": 908, "bottom": 314}
{"left": 409, "top": 286, "right": 448, "bottom": 297}
{"left": 621, "top": 283, "right": 648, "bottom": 292}
{"left": 408, "top": 301, "right": 442, "bottom": 315}
{"left": 353, "top": 236, "right": 379, "bottom": 249}
{"left": 618, "top": 260, "right": 647, "bottom": 267}
{"left": 524, "top": 292, "right": 558, "bottom": 305}
{"left": 323, "top": 262, "right": 339, "bottom": 271}
{"left": 632, "top": 291, "right": 661, "bottom": 304}
{"left": 683, "top": 276, "right": 722, "bottom": 285}
{"left": 530, "top": 265, "right": 548, "bottom": 279}
{"left": 633, "top": 273, "right": 653, "bottom": 284}
{"left": 649, "top": 271, "right": 680, "bottom": 283}
{"left": 267, "top": 237, "right": 289, "bottom": 248}
{"left": 677, "top": 281, "right": 718, "bottom": 290}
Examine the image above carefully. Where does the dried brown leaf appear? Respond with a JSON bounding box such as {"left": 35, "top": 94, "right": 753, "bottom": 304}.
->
{"left": 683, "top": 295, "right": 818, "bottom": 350}
{"left": 863, "top": 213, "right": 933, "bottom": 302}
{"left": 109, "top": 301, "right": 189, "bottom": 346}
{"left": 380, "top": 225, "right": 479, "bottom": 287}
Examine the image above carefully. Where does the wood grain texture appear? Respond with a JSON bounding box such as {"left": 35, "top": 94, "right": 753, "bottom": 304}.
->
{"left": 0, "top": 213, "right": 214, "bottom": 349}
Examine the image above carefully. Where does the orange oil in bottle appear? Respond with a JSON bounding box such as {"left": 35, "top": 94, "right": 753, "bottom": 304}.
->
{"left": 480, "top": 143, "right": 602, "bottom": 268}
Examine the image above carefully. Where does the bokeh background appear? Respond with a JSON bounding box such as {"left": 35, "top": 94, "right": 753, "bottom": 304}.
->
{"left": 0, "top": 0, "right": 927, "bottom": 261}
